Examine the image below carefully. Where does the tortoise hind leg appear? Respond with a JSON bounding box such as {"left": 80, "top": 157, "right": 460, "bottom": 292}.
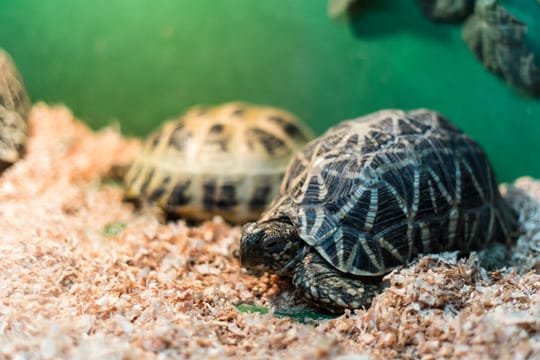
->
{"left": 292, "top": 251, "right": 383, "bottom": 313}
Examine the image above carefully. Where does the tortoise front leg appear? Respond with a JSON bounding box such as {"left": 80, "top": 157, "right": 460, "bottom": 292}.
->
{"left": 292, "top": 251, "right": 383, "bottom": 313}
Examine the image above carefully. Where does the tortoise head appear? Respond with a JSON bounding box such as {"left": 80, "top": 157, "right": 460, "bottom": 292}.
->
{"left": 240, "top": 217, "right": 305, "bottom": 276}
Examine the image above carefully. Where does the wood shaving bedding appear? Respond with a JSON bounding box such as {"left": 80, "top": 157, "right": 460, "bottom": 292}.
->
{"left": 0, "top": 104, "right": 538, "bottom": 359}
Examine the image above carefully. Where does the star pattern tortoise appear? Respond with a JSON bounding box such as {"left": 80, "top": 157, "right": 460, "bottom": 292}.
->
{"left": 124, "top": 102, "right": 313, "bottom": 223}
{"left": 240, "top": 109, "right": 519, "bottom": 312}
{"left": 0, "top": 49, "right": 30, "bottom": 171}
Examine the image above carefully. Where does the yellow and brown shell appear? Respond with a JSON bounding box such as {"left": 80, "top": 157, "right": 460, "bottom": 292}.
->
{"left": 0, "top": 50, "right": 30, "bottom": 171}
{"left": 124, "top": 102, "right": 314, "bottom": 223}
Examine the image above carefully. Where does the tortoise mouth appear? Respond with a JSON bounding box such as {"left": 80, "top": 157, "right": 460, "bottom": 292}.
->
{"left": 239, "top": 240, "right": 249, "bottom": 268}
{"left": 239, "top": 243, "right": 269, "bottom": 271}
{"left": 239, "top": 224, "right": 262, "bottom": 269}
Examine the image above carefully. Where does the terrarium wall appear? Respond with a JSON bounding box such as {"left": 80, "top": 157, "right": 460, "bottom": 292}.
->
{"left": 0, "top": 0, "right": 539, "bottom": 182}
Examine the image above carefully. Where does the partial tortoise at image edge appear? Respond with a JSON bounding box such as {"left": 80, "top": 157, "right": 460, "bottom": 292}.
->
{"left": 240, "top": 108, "right": 519, "bottom": 313}
{"left": 0, "top": 50, "right": 31, "bottom": 171}
{"left": 330, "top": 0, "right": 540, "bottom": 96}
{"left": 124, "top": 102, "right": 314, "bottom": 224}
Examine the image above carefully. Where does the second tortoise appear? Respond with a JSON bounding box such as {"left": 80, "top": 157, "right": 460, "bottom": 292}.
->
{"left": 124, "top": 102, "right": 313, "bottom": 223}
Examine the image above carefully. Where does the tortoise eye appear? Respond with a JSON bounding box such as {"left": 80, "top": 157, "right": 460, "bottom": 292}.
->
{"left": 263, "top": 237, "right": 280, "bottom": 251}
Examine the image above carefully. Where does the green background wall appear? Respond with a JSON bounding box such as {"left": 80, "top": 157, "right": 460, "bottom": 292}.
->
{"left": 0, "top": 0, "right": 539, "bottom": 182}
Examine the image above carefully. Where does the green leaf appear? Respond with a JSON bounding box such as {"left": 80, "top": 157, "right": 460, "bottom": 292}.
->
{"left": 235, "top": 303, "right": 337, "bottom": 324}
{"left": 274, "top": 308, "right": 337, "bottom": 324}
{"left": 98, "top": 178, "right": 124, "bottom": 188}
{"left": 235, "top": 304, "right": 269, "bottom": 315}
{"left": 102, "top": 222, "right": 126, "bottom": 237}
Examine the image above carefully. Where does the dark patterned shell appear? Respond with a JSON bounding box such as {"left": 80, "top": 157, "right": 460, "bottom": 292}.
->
{"left": 124, "top": 102, "right": 313, "bottom": 223}
{"left": 0, "top": 50, "right": 30, "bottom": 169}
{"left": 262, "top": 109, "right": 518, "bottom": 276}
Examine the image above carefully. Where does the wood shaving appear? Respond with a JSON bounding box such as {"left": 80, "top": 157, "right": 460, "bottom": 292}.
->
{"left": 0, "top": 103, "right": 538, "bottom": 359}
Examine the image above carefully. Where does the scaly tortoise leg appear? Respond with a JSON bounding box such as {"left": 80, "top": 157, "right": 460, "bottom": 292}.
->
{"left": 292, "top": 251, "right": 383, "bottom": 313}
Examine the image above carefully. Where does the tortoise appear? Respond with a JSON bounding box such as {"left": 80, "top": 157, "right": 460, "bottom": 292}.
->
{"left": 240, "top": 109, "right": 519, "bottom": 312}
{"left": 124, "top": 102, "right": 313, "bottom": 223}
{"left": 417, "top": 0, "right": 475, "bottom": 22}
{"left": 462, "top": 0, "right": 540, "bottom": 96}
{"left": 0, "top": 50, "right": 31, "bottom": 171}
